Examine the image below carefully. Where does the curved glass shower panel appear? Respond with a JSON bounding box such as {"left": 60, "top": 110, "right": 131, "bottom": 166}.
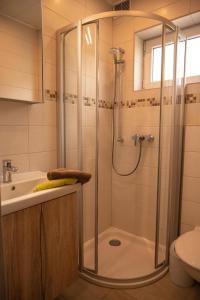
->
{"left": 81, "top": 22, "right": 98, "bottom": 272}
{"left": 63, "top": 28, "right": 79, "bottom": 169}
{"left": 155, "top": 25, "right": 177, "bottom": 267}
{"left": 57, "top": 11, "right": 184, "bottom": 288}
{"left": 109, "top": 16, "right": 161, "bottom": 279}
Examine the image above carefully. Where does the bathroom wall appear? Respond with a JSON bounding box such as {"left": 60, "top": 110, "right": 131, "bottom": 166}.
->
{"left": 110, "top": 0, "right": 200, "bottom": 240}
{"left": 0, "top": 0, "right": 110, "bottom": 175}
{"left": 133, "top": 0, "right": 200, "bottom": 235}
{"left": 182, "top": 82, "right": 200, "bottom": 232}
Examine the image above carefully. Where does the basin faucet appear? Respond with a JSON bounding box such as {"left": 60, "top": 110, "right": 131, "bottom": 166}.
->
{"left": 2, "top": 160, "right": 18, "bottom": 183}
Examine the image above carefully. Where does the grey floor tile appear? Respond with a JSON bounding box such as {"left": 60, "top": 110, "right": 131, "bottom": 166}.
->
{"left": 102, "top": 290, "right": 137, "bottom": 300}
{"left": 62, "top": 275, "right": 200, "bottom": 300}
{"left": 125, "top": 275, "right": 197, "bottom": 300}
{"left": 63, "top": 278, "right": 110, "bottom": 300}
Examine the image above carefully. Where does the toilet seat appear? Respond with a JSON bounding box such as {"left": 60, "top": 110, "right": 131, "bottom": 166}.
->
{"left": 175, "top": 230, "right": 200, "bottom": 271}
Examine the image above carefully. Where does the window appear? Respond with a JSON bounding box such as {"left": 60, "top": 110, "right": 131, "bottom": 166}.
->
{"left": 141, "top": 23, "right": 200, "bottom": 89}
{"left": 152, "top": 43, "right": 174, "bottom": 82}
{"left": 152, "top": 36, "right": 200, "bottom": 83}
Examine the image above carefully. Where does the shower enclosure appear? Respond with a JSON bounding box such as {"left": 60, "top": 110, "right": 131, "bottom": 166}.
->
{"left": 57, "top": 10, "right": 186, "bottom": 288}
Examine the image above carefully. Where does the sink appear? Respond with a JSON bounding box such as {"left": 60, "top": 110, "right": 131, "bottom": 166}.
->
{"left": 1, "top": 171, "right": 47, "bottom": 201}
{"left": 1, "top": 171, "right": 80, "bottom": 216}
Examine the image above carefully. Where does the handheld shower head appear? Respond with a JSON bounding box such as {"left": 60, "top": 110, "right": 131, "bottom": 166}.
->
{"left": 110, "top": 47, "right": 125, "bottom": 64}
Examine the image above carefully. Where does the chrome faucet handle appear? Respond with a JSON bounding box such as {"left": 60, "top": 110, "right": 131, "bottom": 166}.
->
{"left": 146, "top": 135, "right": 154, "bottom": 142}
{"left": 2, "top": 159, "right": 18, "bottom": 183}
{"left": 3, "top": 159, "right": 12, "bottom": 168}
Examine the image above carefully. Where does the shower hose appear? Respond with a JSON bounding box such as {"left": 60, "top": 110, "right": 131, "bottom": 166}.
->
{"left": 112, "top": 65, "right": 142, "bottom": 176}
{"left": 112, "top": 118, "right": 143, "bottom": 176}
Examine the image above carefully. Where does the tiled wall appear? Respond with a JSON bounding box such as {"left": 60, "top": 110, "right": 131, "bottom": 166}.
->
{"left": 182, "top": 82, "right": 200, "bottom": 233}
{"left": 110, "top": 0, "right": 200, "bottom": 240}
{"left": 133, "top": 0, "right": 200, "bottom": 235}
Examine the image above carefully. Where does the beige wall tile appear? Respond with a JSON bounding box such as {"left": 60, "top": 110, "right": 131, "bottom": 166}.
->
{"left": 29, "top": 125, "right": 57, "bottom": 153}
{"left": 154, "top": 0, "right": 190, "bottom": 20}
{"left": 181, "top": 200, "right": 200, "bottom": 227}
{"left": 182, "top": 176, "right": 200, "bottom": 204}
{"left": 0, "top": 154, "right": 29, "bottom": 173}
{"left": 180, "top": 223, "right": 194, "bottom": 234}
{"left": 183, "top": 151, "right": 200, "bottom": 178}
{"left": 0, "top": 126, "right": 28, "bottom": 156}
{"left": 190, "top": 0, "right": 200, "bottom": 13}
{"left": 132, "top": 0, "right": 175, "bottom": 12}
{"left": 185, "top": 104, "right": 200, "bottom": 126}
{"left": 43, "top": 6, "right": 70, "bottom": 38}
{"left": 0, "top": 101, "right": 28, "bottom": 125}
{"left": 184, "top": 126, "right": 200, "bottom": 152}
{"left": 43, "top": 35, "right": 56, "bottom": 66}
{"left": 29, "top": 150, "right": 57, "bottom": 171}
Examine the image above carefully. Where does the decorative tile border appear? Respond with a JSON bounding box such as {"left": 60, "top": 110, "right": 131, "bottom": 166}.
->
{"left": 45, "top": 89, "right": 57, "bottom": 101}
{"left": 185, "top": 93, "right": 200, "bottom": 104}
{"left": 64, "top": 93, "right": 113, "bottom": 109}
{"left": 63, "top": 92, "right": 200, "bottom": 109}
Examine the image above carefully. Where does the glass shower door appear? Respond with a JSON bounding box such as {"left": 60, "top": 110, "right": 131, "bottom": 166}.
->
{"left": 155, "top": 25, "right": 185, "bottom": 267}
{"left": 81, "top": 21, "right": 99, "bottom": 274}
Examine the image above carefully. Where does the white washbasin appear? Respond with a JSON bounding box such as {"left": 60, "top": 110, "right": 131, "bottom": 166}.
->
{"left": 1, "top": 171, "right": 80, "bottom": 216}
{"left": 1, "top": 171, "right": 47, "bottom": 201}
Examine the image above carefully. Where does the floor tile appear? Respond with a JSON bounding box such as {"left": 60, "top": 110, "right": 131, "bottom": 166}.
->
{"left": 125, "top": 275, "right": 197, "bottom": 300}
{"left": 102, "top": 290, "right": 137, "bottom": 300}
{"left": 63, "top": 275, "right": 200, "bottom": 300}
{"left": 63, "top": 278, "right": 109, "bottom": 300}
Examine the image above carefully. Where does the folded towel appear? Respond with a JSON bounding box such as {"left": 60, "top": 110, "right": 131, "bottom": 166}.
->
{"left": 47, "top": 169, "right": 91, "bottom": 184}
{"left": 33, "top": 178, "right": 78, "bottom": 192}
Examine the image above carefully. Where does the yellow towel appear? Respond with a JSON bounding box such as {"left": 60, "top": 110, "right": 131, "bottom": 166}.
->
{"left": 33, "top": 178, "right": 78, "bottom": 192}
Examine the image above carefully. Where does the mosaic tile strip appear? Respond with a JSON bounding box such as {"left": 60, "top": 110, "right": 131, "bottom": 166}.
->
{"left": 63, "top": 92, "right": 200, "bottom": 109}
{"left": 64, "top": 93, "right": 113, "bottom": 109}
{"left": 185, "top": 93, "right": 200, "bottom": 104}
{"left": 45, "top": 89, "right": 57, "bottom": 101}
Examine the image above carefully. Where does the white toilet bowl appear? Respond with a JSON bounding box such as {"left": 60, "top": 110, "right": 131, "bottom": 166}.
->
{"left": 170, "top": 227, "right": 200, "bottom": 287}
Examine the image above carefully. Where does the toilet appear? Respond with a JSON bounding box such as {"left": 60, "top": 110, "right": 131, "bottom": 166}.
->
{"left": 170, "top": 227, "right": 200, "bottom": 287}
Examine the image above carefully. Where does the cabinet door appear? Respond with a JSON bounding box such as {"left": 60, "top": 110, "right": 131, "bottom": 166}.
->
{"left": 41, "top": 193, "right": 78, "bottom": 300}
{"left": 2, "top": 205, "right": 42, "bottom": 300}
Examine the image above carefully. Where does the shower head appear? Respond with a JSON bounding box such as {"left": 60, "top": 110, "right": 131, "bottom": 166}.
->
{"left": 110, "top": 47, "right": 125, "bottom": 64}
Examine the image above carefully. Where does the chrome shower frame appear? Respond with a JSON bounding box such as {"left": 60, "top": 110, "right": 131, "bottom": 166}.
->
{"left": 57, "top": 10, "right": 185, "bottom": 288}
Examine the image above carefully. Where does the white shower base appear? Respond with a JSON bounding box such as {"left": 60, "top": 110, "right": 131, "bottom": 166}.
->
{"left": 84, "top": 227, "right": 157, "bottom": 279}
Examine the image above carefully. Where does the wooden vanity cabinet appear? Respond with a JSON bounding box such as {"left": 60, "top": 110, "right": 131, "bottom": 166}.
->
{"left": 2, "top": 193, "right": 78, "bottom": 300}
{"left": 41, "top": 193, "right": 78, "bottom": 300}
{"left": 2, "top": 205, "right": 42, "bottom": 300}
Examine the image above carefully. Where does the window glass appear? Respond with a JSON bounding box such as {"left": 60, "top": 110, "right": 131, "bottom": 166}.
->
{"left": 151, "top": 36, "right": 200, "bottom": 82}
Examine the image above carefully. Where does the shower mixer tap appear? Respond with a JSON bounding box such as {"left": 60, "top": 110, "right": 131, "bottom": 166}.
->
{"left": 132, "top": 134, "right": 145, "bottom": 146}
{"left": 117, "top": 137, "right": 124, "bottom": 143}
{"left": 131, "top": 134, "right": 154, "bottom": 146}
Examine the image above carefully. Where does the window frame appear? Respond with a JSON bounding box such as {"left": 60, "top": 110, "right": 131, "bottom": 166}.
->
{"left": 143, "top": 24, "right": 200, "bottom": 89}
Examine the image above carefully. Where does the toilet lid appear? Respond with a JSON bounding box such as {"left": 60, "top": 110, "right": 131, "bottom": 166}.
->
{"left": 175, "top": 230, "right": 200, "bottom": 270}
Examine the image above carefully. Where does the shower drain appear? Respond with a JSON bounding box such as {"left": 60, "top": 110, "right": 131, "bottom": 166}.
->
{"left": 109, "top": 239, "right": 121, "bottom": 246}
